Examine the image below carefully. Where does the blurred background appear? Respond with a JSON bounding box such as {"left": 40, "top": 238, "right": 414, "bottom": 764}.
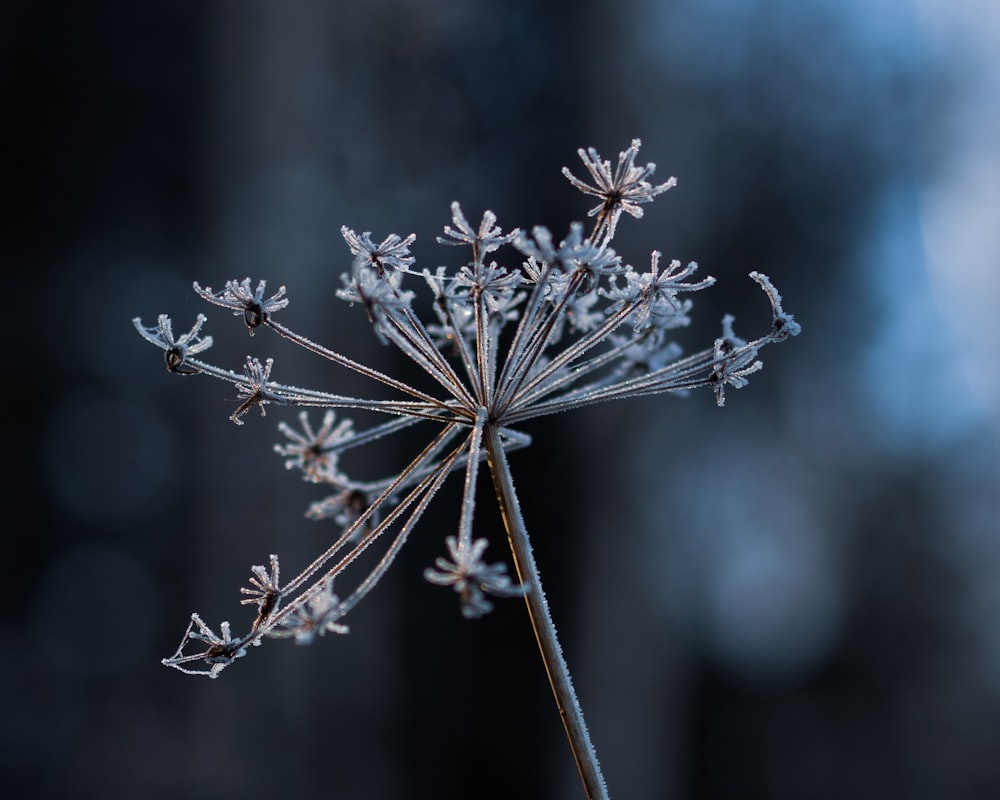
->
{"left": 3, "top": 0, "right": 999, "bottom": 798}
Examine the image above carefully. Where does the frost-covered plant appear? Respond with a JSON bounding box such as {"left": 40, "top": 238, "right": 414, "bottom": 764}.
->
{"left": 134, "top": 140, "right": 799, "bottom": 800}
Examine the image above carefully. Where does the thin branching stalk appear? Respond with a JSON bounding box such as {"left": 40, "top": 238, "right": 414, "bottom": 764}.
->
{"left": 485, "top": 423, "right": 608, "bottom": 800}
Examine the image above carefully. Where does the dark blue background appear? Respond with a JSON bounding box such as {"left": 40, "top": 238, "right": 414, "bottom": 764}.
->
{"left": 4, "top": 1, "right": 999, "bottom": 798}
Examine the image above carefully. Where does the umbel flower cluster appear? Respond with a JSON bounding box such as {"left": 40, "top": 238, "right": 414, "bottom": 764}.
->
{"left": 135, "top": 140, "right": 798, "bottom": 799}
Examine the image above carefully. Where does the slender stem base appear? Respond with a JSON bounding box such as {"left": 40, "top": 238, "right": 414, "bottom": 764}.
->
{"left": 484, "top": 424, "right": 609, "bottom": 800}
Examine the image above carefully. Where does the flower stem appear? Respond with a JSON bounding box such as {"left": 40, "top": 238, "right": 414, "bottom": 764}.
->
{"left": 484, "top": 423, "right": 609, "bottom": 800}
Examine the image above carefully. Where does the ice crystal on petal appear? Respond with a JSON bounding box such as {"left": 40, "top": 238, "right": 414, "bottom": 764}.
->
{"left": 424, "top": 536, "right": 528, "bottom": 619}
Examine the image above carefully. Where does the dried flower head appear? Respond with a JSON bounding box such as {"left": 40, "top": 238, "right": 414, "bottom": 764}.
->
{"left": 132, "top": 313, "right": 213, "bottom": 373}
{"left": 561, "top": 138, "right": 677, "bottom": 244}
{"left": 162, "top": 613, "right": 248, "bottom": 679}
{"left": 269, "top": 577, "right": 349, "bottom": 644}
{"left": 136, "top": 139, "right": 799, "bottom": 799}
{"left": 194, "top": 278, "right": 289, "bottom": 334}
{"left": 240, "top": 554, "right": 281, "bottom": 631}
{"left": 424, "top": 535, "right": 528, "bottom": 619}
